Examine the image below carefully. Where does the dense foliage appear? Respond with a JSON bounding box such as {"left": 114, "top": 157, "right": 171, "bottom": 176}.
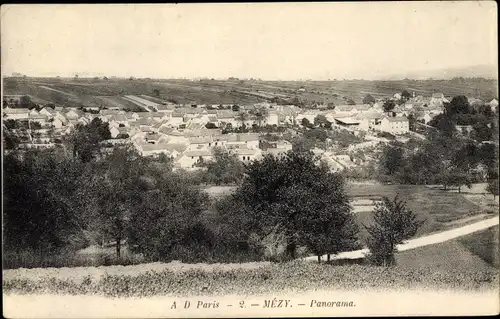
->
{"left": 4, "top": 261, "right": 497, "bottom": 297}
{"left": 364, "top": 196, "right": 424, "bottom": 266}
{"left": 220, "top": 151, "right": 361, "bottom": 261}
{"left": 378, "top": 96, "right": 498, "bottom": 191}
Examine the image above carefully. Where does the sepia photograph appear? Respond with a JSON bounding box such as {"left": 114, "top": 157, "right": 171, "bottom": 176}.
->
{"left": 1, "top": 2, "right": 499, "bottom": 318}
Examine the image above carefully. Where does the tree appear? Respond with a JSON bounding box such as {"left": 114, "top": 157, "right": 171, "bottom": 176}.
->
{"left": 301, "top": 118, "right": 312, "bottom": 128}
{"left": 202, "top": 147, "right": 245, "bottom": 185}
{"left": 3, "top": 149, "right": 93, "bottom": 254}
{"left": 447, "top": 95, "right": 472, "bottom": 115}
{"left": 486, "top": 178, "right": 499, "bottom": 199}
{"left": 362, "top": 94, "right": 376, "bottom": 105}
{"left": 153, "top": 89, "right": 160, "bottom": 97}
{"left": 379, "top": 142, "right": 404, "bottom": 177}
{"left": 383, "top": 100, "right": 396, "bottom": 112}
{"left": 127, "top": 171, "right": 210, "bottom": 261}
{"left": 3, "top": 130, "right": 21, "bottom": 150}
{"left": 254, "top": 107, "right": 269, "bottom": 127}
{"left": 229, "top": 151, "right": 360, "bottom": 261}
{"left": 68, "top": 118, "right": 111, "bottom": 162}
{"left": 232, "top": 104, "right": 240, "bottom": 112}
{"left": 314, "top": 114, "right": 329, "bottom": 127}
{"left": 446, "top": 168, "right": 472, "bottom": 193}
{"left": 428, "top": 113, "right": 456, "bottom": 138}
{"left": 407, "top": 113, "right": 416, "bottom": 131}
{"left": 304, "top": 128, "right": 328, "bottom": 142}
{"left": 292, "top": 137, "right": 315, "bottom": 153}
{"left": 401, "top": 90, "right": 412, "bottom": 101}
{"left": 364, "top": 196, "right": 424, "bottom": 266}
{"left": 346, "top": 99, "right": 356, "bottom": 105}
{"left": 4, "top": 119, "right": 20, "bottom": 130}
{"left": 205, "top": 122, "right": 218, "bottom": 129}
{"left": 19, "top": 95, "right": 35, "bottom": 109}
{"left": 93, "top": 147, "right": 151, "bottom": 258}
{"left": 471, "top": 122, "right": 492, "bottom": 142}
{"left": 236, "top": 112, "right": 248, "bottom": 127}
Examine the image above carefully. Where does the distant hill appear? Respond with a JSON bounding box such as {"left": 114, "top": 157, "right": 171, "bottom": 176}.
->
{"left": 383, "top": 64, "right": 498, "bottom": 81}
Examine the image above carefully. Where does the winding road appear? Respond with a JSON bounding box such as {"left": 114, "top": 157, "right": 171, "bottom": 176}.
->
{"left": 304, "top": 216, "right": 499, "bottom": 261}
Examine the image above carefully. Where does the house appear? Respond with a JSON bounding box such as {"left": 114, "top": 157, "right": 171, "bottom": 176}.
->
{"left": 184, "top": 128, "right": 211, "bottom": 138}
{"left": 49, "top": 117, "right": 64, "bottom": 129}
{"left": 380, "top": 116, "right": 409, "bottom": 135}
{"left": 353, "top": 104, "right": 374, "bottom": 114}
{"left": 429, "top": 93, "right": 449, "bottom": 108}
{"left": 333, "top": 105, "right": 357, "bottom": 116}
{"left": 334, "top": 117, "right": 360, "bottom": 129}
{"left": 233, "top": 148, "right": 262, "bottom": 162}
{"left": 28, "top": 114, "right": 49, "bottom": 126}
{"left": 110, "top": 126, "right": 132, "bottom": 139}
{"left": 29, "top": 109, "right": 40, "bottom": 116}
{"left": 264, "top": 147, "right": 289, "bottom": 159}
{"left": 38, "top": 107, "right": 57, "bottom": 118}
{"left": 187, "top": 136, "right": 213, "bottom": 150}
{"left": 149, "top": 112, "right": 167, "bottom": 122}
{"left": 421, "top": 113, "right": 433, "bottom": 124}
{"left": 169, "top": 110, "right": 185, "bottom": 127}
{"left": 3, "top": 108, "right": 30, "bottom": 120}
{"left": 276, "top": 140, "right": 293, "bottom": 152}
{"left": 266, "top": 109, "right": 279, "bottom": 126}
{"left": 145, "top": 133, "right": 168, "bottom": 144}
{"left": 135, "top": 142, "right": 180, "bottom": 158}
{"left": 488, "top": 99, "right": 498, "bottom": 112}
{"left": 64, "top": 109, "right": 85, "bottom": 120}
{"left": 137, "top": 117, "right": 155, "bottom": 127}
{"left": 78, "top": 117, "right": 90, "bottom": 125}
{"left": 296, "top": 110, "right": 320, "bottom": 124}
{"left": 356, "top": 112, "right": 382, "bottom": 131}
{"left": 223, "top": 133, "right": 260, "bottom": 150}
{"left": 177, "top": 150, "right": 214, "bottom": 169}
{"left": 161, "top": 128, "right": 190, "bottom": 144}
{"left": 393, "top": 93, "right": 402, "bottom": 100}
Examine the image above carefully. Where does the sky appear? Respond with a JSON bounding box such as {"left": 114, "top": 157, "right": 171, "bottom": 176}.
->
{"left": 1, "top": 2, "right": 497, "bottom": 80}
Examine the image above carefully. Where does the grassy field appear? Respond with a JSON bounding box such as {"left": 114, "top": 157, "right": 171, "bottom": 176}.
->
{"left": 3, "top": 260, "right": 498, "bottom": 297}
{"left": 397, "top": 235, "right": 496, "bottom": 272}
{"left": 458, "top": 226, "right": 499, "bottom": 267}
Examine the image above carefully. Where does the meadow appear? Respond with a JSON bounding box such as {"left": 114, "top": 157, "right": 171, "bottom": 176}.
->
{"left": 3, "top": 260, "right": 498, "bottom": 297}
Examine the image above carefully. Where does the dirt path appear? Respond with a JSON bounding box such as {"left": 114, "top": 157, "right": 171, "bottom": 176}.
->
{"left": 305, "top": 216, "right": 499, "bottom": 261}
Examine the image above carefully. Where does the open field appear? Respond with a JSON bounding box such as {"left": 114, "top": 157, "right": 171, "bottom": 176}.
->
{"left": 3, "top": 260, "right": 498, "bottom": 298}
{"left": 458, "top": 226, "right": 499, "bottom": 267}
{"left": 93, "top": 96, "right": 148, "bottom": 112}
{"left": 397, "top": 227, "right": 498, "bottom": 271}
{"left": 4, "top": 77, "right": 498, "bottom": 107}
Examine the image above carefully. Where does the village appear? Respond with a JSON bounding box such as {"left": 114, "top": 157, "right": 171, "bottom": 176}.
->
{"left": 3, "top": 91, "right": 499, "bottom": 172}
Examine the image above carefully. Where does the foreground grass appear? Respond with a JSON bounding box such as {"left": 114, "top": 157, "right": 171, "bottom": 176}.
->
{"left": 458, "top": 226, "right": 499, "bottom": 267}
{"left": 3, "top": 261, "right": 498, "bottom": 297}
